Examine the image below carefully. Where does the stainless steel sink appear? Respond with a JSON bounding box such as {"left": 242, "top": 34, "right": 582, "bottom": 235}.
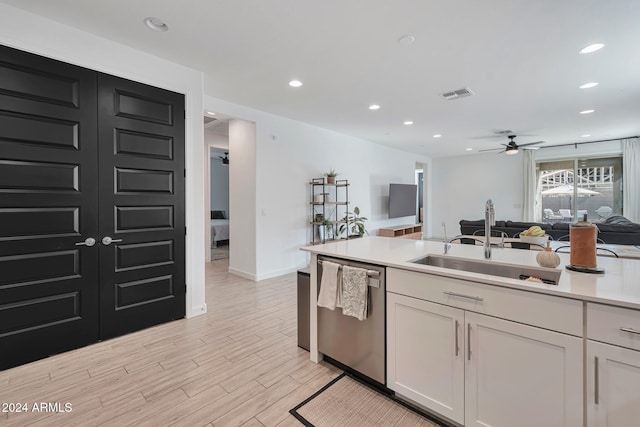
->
{"left": 409, "top": 254, "right": 561, "bottom": 285}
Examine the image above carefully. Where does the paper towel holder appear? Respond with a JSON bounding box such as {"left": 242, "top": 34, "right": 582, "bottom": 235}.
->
{"left": 566, "top": 265, "right": 604, "bottom": 274}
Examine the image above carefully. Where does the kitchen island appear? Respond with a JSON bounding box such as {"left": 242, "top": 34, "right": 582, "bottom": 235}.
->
{"left": 301, "top": 236, "right": 640, "bottom": 427}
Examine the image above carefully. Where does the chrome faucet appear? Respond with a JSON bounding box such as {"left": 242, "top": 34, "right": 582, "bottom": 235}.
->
{"left": 442, "top": 221, "right": 452, "bottom": 254}
{"left": 484, "top": 199, "right": 495, "bottom": 259}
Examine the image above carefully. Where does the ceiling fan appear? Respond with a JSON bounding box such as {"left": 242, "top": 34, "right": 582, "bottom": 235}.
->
{"left": 217, "top": 152, "right": 229, "bottom": 164}
{"left": 479, "top": 135, "right": 545, "bottom": 155}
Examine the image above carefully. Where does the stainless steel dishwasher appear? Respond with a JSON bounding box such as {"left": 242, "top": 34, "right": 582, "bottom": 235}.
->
{"left": 317, "top": 255, "right": 386, "bottom": 385}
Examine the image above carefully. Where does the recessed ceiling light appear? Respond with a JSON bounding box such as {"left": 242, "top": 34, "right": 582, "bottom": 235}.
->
{"left": 580, "top": 43, "right": 605, "bottom": 54}
{"left": 581, "top": 134, "right": 591, "bottom": 138}
{"left": 369, "top": 104, "right": 381, "bottom": 110}
{"left": 579, "top": 82, "right": 599, "bottom": 89}
{"left": 398, "top": 35, "right": 415, "bottom": 46}
{"left": 144, "top": 17, "right": 169, "bottom": 32}
{"left": 288, "top": 80, "right": 303, "bottom": 88}
{"left": 433, "top": 134, "right": 442, "bottom": 138}
{"left": 403, "top": 121, "right": 414, "bottom": 125}
{"left": 466, "top": 148, "right": 473, "bottom": 151}
{"left": 580, "top": 109, "right": 595, "bottom": 114}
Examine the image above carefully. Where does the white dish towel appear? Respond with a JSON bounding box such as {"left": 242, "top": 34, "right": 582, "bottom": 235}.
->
{"left": 341, "top": 265, "right": 368, "bottom": 321}
{"left": 317, "top": 261, "right": 342, "bottom": 310}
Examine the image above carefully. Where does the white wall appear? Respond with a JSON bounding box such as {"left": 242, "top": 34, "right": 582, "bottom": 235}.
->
{"left": 430, "top": 140, "right": 625, "bottom": 239}
{"left": 0, "top": 4, "right": 207, "bottom": 317}
{"left": 535, "top": 140, "right": 622, "bottom": 161}
{"left": 228, "top": 119, "right": 257, "bottom": 278}
{"left": 203, "top": 94, "right": 430, "bottom": 280}
{"left": 431, "top": 152, "right": 525, "bottom": 239}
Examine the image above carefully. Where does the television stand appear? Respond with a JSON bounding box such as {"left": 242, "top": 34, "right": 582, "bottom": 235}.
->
{"left": 378, "top": 224, "right": 422, "bottom": 240}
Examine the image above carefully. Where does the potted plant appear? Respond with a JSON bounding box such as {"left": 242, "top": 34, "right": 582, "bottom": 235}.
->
{"left": 339, "top": 206, "right": 368, "bottom": 238}
{"left": 322, "top": 218, "right": 334, "bottom": 241}
{"left": 325, "top": 169, "right": 338, "bottom": 185}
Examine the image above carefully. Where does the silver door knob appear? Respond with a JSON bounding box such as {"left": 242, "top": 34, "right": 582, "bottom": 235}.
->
{"left": 75, "top": 237, "right": 96, "bottom": 247}
{"left": 101, "top": 236, "right": 123, "bottom": 246}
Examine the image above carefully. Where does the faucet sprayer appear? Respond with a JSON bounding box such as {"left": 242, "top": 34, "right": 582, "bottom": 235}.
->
{"left": 484, "top": 199, "right": 495, "bottom": 259}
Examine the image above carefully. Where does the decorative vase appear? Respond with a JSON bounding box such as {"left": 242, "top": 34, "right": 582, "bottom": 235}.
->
{"left": 536, "top": 241, "right": 561, "bottom": 268}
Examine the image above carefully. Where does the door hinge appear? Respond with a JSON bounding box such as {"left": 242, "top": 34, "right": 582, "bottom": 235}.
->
{"left": 184, "top": 169, "right": 186, "bottom": 177}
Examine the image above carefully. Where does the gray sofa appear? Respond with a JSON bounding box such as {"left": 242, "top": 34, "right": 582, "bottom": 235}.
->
{"left": 459, "top": 216, "right": 640, "bottom": 245}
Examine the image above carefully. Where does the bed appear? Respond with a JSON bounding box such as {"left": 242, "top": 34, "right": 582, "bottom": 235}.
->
{"left": 211, "top": 210, "right": 229, "bottom": 247}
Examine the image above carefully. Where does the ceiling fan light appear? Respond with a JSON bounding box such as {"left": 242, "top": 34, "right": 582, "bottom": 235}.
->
{"left": 505, "top": 148, "right": 518, "bottom": 155}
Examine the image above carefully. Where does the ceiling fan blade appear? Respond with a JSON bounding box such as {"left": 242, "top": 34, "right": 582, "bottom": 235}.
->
{"left": 517, "top": 140, "right": 546, "bottom": 147}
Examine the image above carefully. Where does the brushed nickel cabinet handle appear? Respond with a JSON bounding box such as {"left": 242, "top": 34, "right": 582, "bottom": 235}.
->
{"left": 455, "top": 320, "right": 460, "bottom": 357}
{"left": 594, "top": 356, "right": 599, "bottom": 405}
{"left": 620, "top": 327, "right": 640, "bottom": 335}
{"left": 443, "top": 291, "right": 484, "bottom": 302}
{"left": 467, "top": 323, "right": 472, "bottom": 361}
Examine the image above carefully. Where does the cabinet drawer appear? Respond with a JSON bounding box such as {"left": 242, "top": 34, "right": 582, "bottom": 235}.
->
{"left": 388, "top": 268, "right": 582, "bottom": 336}
{"left": 587, "top": 303, "right": 640, "bottom": 350}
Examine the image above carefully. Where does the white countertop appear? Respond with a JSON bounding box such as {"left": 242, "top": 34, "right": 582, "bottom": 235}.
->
{"left": 302, "top": 236, "right": 640, "bottom": 310}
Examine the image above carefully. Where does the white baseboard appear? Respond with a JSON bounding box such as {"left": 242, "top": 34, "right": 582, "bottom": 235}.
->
{"left": 229, "top": 265, "right": 308, "bottom": 282}
{"left": 255, "top": 265, "right": 305, "bottom": 281}
{"left": 186, "top": 303, "right": 207, "bottom": 318}
{"left": 228, "top": 267, "right": 257, "bottom": 281}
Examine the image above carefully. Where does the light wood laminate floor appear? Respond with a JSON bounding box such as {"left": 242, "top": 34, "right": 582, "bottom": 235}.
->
{"left": 0, "top": 260, "right": 340, "bottom": 426}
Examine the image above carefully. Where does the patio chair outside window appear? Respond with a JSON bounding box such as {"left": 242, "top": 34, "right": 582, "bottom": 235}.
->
{"left": 544, "top": 209, "right": 562, "bottom": 220}
{"left": 595, "top": 206, "right": 613, "bottom": 219}
{"left": 559, "top": 209, "right": 573, "bottom": 220}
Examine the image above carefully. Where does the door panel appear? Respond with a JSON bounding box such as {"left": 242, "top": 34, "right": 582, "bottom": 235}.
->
{"left": 465, "top": 312, "right": 583, "bottom": 427}
{"left": 0, "top": 45, "right": 99, "bottom": 370}
{"left": 587, "top": 341, "right": 640, "bottom": 427}
{"left": 97, "top": 74, "right": 185, "bottom": 339}
{"left": 387, "top": 292, "right": 465, "bottom": 425}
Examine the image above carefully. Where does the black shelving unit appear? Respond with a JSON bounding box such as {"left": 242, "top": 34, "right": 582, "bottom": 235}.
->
{"left": 309, "top": 177, "right": 350, "bottom": 245}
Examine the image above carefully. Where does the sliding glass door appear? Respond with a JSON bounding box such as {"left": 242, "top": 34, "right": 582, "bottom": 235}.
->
{"left": 537, "top": 156, "right": 623, "bottom": 224}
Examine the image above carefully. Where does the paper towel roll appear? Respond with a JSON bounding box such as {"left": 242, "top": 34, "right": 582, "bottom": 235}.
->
{"left": 569, "top": 222, "right": 597, "bottom": 269}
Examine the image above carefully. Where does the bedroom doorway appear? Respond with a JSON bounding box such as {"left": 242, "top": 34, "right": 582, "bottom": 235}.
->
{"left": 204, "top": 113, "right": 230, "bottom": 261}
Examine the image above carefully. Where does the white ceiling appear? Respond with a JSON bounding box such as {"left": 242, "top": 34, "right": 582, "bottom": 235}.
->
{"left": 4, "top": 0, "right": 640, "bottom": 157}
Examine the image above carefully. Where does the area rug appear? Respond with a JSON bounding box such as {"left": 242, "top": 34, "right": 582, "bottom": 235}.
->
{"left": 290, "top": 373, "right": 445, "bottom": 427}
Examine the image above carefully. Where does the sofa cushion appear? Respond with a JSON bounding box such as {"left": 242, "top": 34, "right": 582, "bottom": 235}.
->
{"left": 460, "top": 219, "right": 485, "bottom": 227}
{"left": 459, "top": 219, "right": 506, "bottom": 227}
{"left": 552, "top": 223, "right": 570, "bottom": 230}
{"left": 597, "top": 223, "right": 640, "bottom": 233}
{"left": 603, "top": 215, "right": 637, "bottom": 226}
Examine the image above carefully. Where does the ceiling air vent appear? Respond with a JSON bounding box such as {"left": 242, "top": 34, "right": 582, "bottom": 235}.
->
{"left": 441, "top": 87, "right": 474, "bottom": 100}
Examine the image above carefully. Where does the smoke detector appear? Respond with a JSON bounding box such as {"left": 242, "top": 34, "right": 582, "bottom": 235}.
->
{"left": 441, "top": 87, "right": 474, "bottom": 100}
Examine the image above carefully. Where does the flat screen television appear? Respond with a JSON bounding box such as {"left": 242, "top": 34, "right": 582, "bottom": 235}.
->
{"left": 388, "top": 183, "right": 417, "bottom": 218}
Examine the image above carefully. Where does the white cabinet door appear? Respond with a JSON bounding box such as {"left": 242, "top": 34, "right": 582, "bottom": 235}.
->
{"left": 465, "top": 312, "right": 583, "bottom": 427}
{"left": 387, "top": 292, "right": 465, "bottom": 425}
{"left": 587, "top": 340, "right": 640, "bottom": 427}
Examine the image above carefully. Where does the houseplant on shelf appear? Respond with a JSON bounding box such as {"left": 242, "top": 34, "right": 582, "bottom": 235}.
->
{"left": 322, "top": 218, "right": 334, "bottom": 241}
{"left": 325, "top": 169, "right": 338, "bottom": 185}
{"left": 339, "top": 206, "right": 368, "bottom": 238}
